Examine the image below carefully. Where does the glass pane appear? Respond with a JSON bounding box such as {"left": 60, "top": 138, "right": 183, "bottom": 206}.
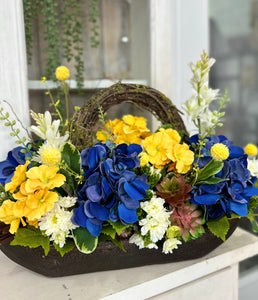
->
{"left": 209, "top": 0, "right": 258, "bottom": 283}
{"left": 28, "top": 0, "right": 151, "bottom": 125}
{"left": 209, "top": 0, "right": 258, "bottom": 146}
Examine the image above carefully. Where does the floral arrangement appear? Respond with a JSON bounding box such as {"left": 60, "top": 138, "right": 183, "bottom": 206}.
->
{"left": 1, "top": 52, "right": 258, "bottom": 257}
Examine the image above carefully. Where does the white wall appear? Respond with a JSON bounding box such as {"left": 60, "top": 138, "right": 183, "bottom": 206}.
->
{"left": 0, "top": 0, "right": 29, "bottom": 160}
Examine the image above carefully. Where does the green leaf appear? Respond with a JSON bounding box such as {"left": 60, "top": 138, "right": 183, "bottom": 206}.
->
{"left": 108, "top": 220, "right": 132, "bottom": 236}
{"left": 61, "top": 142, "right": 81, "bottom": 174}
{"left": 99, "top": 234, "right": 126, "bottom": 252}
{"left": 251, "top": 219, "right": 258, "bottom": 233}
{"left": 197, "top": 160, "right": 224, "bottom": 182}
{"left": 248, "top": 196, "right": 258, "bottom": 212}
{"left": 10, "top": 226, "right": 50, "bottom": 256}
{"left": 197, "top": 177, "right": 227, "bottom": 185}
{"left": 72, "top": 227, "right": 98, "bottom": 254}
{"left": 207, "top": 216, "right": 230, "bottom": 242}
{"left": 101, "top": 225, "right": 116, "bottom": 239}
{"left": 53, "top": 239, "right": 75, "bottom": 257}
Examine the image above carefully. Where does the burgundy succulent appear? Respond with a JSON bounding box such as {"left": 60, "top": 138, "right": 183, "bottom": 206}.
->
{"left": 156, "top": 176, "right": 193, "bottom": 207}
{"left": 170, "top": 203, "right": 204, "bottom": 242}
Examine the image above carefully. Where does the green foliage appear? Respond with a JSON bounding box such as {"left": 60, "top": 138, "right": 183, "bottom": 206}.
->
{"left": 72, "top": 227, "right": 98, "bottom": 254}
{"left": 101, "top": 225, "right": 116, "bottom": 239}
{"left": 248, "top": 196, "right": 258, "bottom": 211}
{"left": 98, "top": 234, "right": 126, "bottom": 252}
{"left": 108, "top": 220, "right": 132, "bottom": 236}
{"left": 245, "top": 196, "right": 258, "bottom": 233}
{"left": 10, "top": 226, "right": 50, "bottom": 256}
{"left": 61, "top": 142, "right": 82, "bottom": 191}
{"left": 23, "top": 0, "right": 100, "bottom": 91}
{"left": 53, "top": 239, "right": 75, "bottom": 257}
{"left": 196, "top": 160, "right": 224, "bottom": 183}
{"left": 207, "top": 216, "right": 230, "bottom": 242}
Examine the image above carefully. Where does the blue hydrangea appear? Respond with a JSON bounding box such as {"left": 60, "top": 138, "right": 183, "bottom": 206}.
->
{"left": 0, "top": 147, "right": 26, "bottom": 184}
{"left": 190, "top": 135, "right": 258, "bottom": 219}
{"left": 72, "top": 143, "right": 150, "bottom": 237}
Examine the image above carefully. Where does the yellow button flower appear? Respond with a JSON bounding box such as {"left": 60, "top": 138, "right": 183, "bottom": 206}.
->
{"left": 5, "top": 161, "right": 30, "bottom": 193}
{"left": 244, "top": 143, "right": 258, "bottom": 157}
{"left": 55, "top": 66, "right": 70, "bottom": 81}
{"left": 210, "top": 143, "right": 229, "bottom": 161}
{"left": 41, "top": 147, "right": 61, "bottom": 166}
{"left": 139, "top": 152, "right": 149, "bottom": 167}
{"left": 166, "top": 226, "right": 181, "bottom": 239}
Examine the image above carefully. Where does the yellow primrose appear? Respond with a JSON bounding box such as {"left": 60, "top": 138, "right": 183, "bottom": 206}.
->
{"left": 143, "top": 131, "right": 172, "bottom": 168}
{"left": 116, "top": 132, "right": 143, "bottom": 145}
{"left": 5, "top": 161, "right": 30, "bottom": 193}
{"left": 25, "top": 165, "right": 66, "bottom": 193}
{"left": 159, "top": 128, "right": 181, "bottom": 144}
{"left": 122, "top": 115, "right": 150, "bottom": 134}
{"left": 173, "top": 143, "right": 194, "bottom": 174}
{"left": 0, "top": 200, "right": 25, "bottom": 234}
{"left": 24, "top": 189, "right": 58, "bottom": 220}
{"left": 139, "top": 152, "right": 149, "bottom": 167}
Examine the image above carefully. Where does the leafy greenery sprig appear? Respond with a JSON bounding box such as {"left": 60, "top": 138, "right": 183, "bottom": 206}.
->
{"left": 89, "top": 0, "right": 100, "bottom": 48}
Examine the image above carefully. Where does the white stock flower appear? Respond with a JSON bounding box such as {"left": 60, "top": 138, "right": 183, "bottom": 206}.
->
{"left": 39, "top": 203, "right": 77, "bottom": 248}
{"left": 58, "top": 196, "right": 77, "bottom": 208}
{"left": 30, "top": 110, "right": 69, "bottom": 149}
{"left": 162, "top": 238, "right": 182, "bottom": 254}
{"left": 247, "top": 158, "right": 258, "bottom": 177}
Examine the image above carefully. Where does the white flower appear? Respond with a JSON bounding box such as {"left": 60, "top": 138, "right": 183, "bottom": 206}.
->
{"left": 199, "top": 86, "right": 219, "bottom": 105}
{"left": 58, "top": 196, "right": 77, "bottom": 208}
{"left": 162, "top": 238, "right": 182, "bottom": 254}
{"left": 247, "top": 158, "right": 258, "bottom": 177}
{"left": 129, "top": 233, "right": 158, "bottom": 250}
{"left": 39, "top": 203, "right": 77, "bottom": 248}
{"left": 30, "top": 110, "right": 69, "bottom": 149}
{"left": 139, "top": 195, "right": 171, "bottom": 243}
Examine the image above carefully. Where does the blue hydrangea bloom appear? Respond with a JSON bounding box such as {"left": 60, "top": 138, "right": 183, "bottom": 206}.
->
{"left": 190, "top": 135, "right": 258, "bottom": 219}
{"left": 0, "top": 147, "right": 26, "bottom": 184}
{"left": 72, "top": 143, "right": 150, "bottom": 237}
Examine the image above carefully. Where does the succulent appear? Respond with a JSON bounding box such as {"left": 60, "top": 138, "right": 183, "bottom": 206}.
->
{"left": 156, "top": 176, "right": 192, "bottom": 208}
{"left": 170, "top": 203, "right": 205, "bottom": 242}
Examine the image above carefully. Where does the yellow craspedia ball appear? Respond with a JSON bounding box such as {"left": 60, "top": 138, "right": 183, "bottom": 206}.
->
{"left": 139, "top": 152, "right": 149, "bottom": 167}
{"left": 244, "top": 143, "right": 258, "bottom": 157}
{"left": 55, "top": 66, "right": 70, "bottom": 81}
{"left": 210, "top": 143, "right": 229, "bottom": 161}
{"left": 41, "top": 147, "right": 61, "bottom": 166}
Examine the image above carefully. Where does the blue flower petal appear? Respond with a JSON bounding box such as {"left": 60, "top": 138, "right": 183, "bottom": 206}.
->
{"left": 124, "top": 182, "right": 144, "bottom": 200}
{"left": 229, "top": 146, "right": 244, "bottom": 158}
{"left": 127, "top": 144, "right": 142, "bottom": 155}
{"left": 131, "top": 179, "right": 150, "bottom": 195}
{"left": 118, "top": 203, "right": 138, "bottom": 224}
{"left": 73, "top": 205, "right": 88, "bottom": 227}
{"left": 89, "top": 202, "right": 109, "bottom": 221}
{"left": 120, "top": 194, "right": 139, "bottom": 210}
{"left": 229, "top": 201, "right": 248, "bottom": 217}
{"left": 86, "top": 185, "right": 102, "bottom": 202}
{"left": 193, "top": 194, "right": 220, "bottom": 205}
{"left": 242, "top": 186, "right": 258, "bottom": 198}
{"left": 86, "top": 219, "right": 102, "bottom": 237}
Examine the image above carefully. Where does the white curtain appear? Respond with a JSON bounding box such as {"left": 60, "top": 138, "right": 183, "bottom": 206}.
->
{"left": 0, "top": 0, "right": 29, "bottom": 160}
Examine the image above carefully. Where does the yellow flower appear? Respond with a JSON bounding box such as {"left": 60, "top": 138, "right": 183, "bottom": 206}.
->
{"left": 166, "top": 226, "right": 181, "bottom": 239}
{"left": 25, "top": 165, "right": 66, "bottom": 193}
{"left": 143, "top": 131, "right": 172, "bottom": 168}
{"left": 0, "top": 200, "right": 25, "bottom": 234}
{"left": 210, "top": 143, "right": 229, "bottom": 161}
{"left": 159, "top": 128, "right": 181, "bottom": 144}
{"left": 24, "top": 189, "right": 58, "bottom": 220}
{"left": 5, "top": 161, "right": 30, "bottom": 193}
{"left": 41, "top": 147, "right": 61, "bottom": 166}
{"left": 244, "top": 143, "right": 258, "bottom": 157}
{"left": 116, "top": 133, "right": 143, "bottom": 145}
{"left": 40, "top": 76, "right": 46, "bottom": 83}
{"left": 173, "top": 143, "right": 194, "bottom": 173}
{"left": 55, "top": 66, "right": 70, "bottom": 81}
{"left": 139, "top": 152, "right": 149, "bottom": 167}
{"left": 122, "top": 115, "right": 150, "bottom": 134}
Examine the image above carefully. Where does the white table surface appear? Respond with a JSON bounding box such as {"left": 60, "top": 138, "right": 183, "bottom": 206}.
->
{"left": 1, "top": 228, "right": 258, "bottom": 300}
